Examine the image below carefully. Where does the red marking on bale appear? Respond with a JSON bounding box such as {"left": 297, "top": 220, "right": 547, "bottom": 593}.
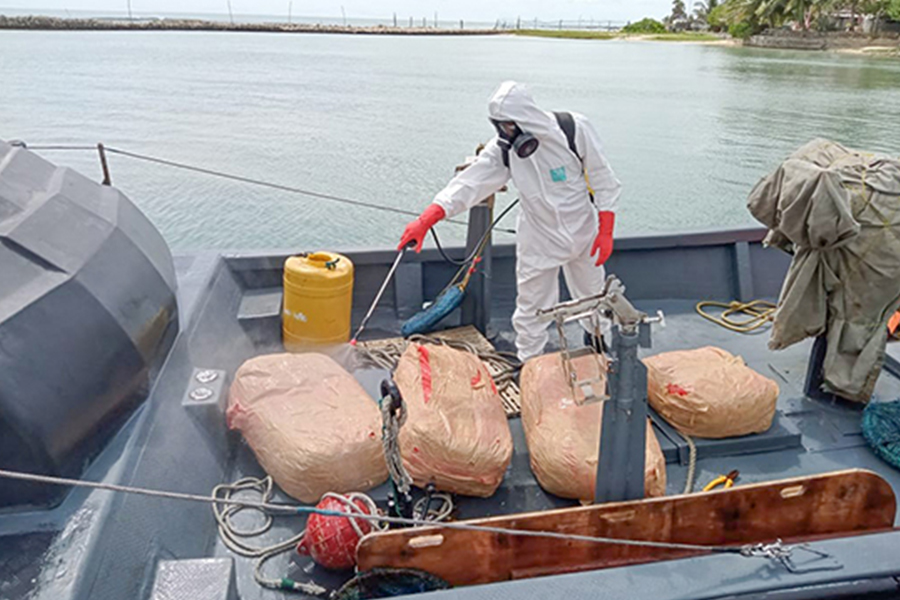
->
{"left": 666, "top": 383, "right": 690, "bottom": 397}
{"left": 296, "top": 495, "right": 373, "bottom": 570}
{"left": 418, "top": 345, "right": 432, "bottom": 403}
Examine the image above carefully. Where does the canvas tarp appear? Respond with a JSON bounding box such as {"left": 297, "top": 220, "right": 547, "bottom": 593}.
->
{"left": 748, "top": 139, "right": 900, "bottom": 402}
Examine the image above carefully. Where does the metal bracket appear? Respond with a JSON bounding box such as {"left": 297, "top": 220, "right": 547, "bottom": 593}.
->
{"left": 740, "top": 539, "right": 843, "bottom": 574}
{"left": 536, "top": 276, "right": 663, "bottom": 406}
{"left": 182, "top": 368, "right": 229, "bottom": 457}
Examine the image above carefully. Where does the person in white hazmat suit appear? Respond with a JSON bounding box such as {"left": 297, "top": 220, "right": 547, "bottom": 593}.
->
{"left": 398, "top": 81, "right": 621, "bottom": 362}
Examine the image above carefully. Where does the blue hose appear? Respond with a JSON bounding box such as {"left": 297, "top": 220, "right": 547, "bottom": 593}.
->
{"left": 401, "top": 285, "right": 465, "bottom": 337}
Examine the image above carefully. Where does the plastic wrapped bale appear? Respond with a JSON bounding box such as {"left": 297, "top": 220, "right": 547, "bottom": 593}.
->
{"left": 227, "top": 353, "right": 388, "bottom": 503}
{"left": 393, "top": 343, "right": 513, "bottom": 497}
{"left": 643, "top": 346, "right": 779, "bottom": 439}
{"left": 521, "top": 352, "right": 666, "bottom": 502}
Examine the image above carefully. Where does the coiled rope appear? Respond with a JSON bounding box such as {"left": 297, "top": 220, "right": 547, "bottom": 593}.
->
{"left": 695, "top": 300, "right": 776, "bottom": 333}
{"left": 22, "top": 143, "right": 517, "bottom": 235}
{"left": 212, "top": 476, "right": 327, "bottom": 595}
{"left": 414, "top": 492, "right": 454, "bottom": 522}
{"left": 359, "top": 334, "right": 521, "bottom": 397}
{"left": 213, "top": 478, "right": 394, "bottom": 594}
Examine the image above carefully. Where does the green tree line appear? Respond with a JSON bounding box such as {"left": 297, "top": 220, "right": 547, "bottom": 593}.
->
{"left": 708, "top": 0, "right": 900, "bottom": 37}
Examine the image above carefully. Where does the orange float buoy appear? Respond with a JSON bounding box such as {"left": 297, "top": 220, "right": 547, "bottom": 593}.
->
{"left": 297, "top": 494, "right": 375, "bottom": 570}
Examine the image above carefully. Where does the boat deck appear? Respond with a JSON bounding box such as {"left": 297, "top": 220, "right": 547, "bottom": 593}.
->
{"left": 3, "top": 231, "right": 900, "bottom": 600}
{"left": 218, "top": 299, "right": 900, "bottom": 600}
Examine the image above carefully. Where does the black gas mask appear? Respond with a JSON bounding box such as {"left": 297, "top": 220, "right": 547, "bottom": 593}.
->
{"left": 491, "top": 119, "right": 539, "bottom": 160}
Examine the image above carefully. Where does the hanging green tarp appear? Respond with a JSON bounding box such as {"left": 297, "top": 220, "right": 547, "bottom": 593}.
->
{"left": 748, "top": 139, "right": 900, "bottom": 403}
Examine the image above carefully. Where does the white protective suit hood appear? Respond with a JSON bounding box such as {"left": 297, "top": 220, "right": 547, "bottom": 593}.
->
{"left": 488, "top": 81, "right": 559, "bottom": 144}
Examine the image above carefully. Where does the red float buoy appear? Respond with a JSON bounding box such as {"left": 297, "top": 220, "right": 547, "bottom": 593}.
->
{"left": 297, "top": 494, "right": 375, "bottom": 570}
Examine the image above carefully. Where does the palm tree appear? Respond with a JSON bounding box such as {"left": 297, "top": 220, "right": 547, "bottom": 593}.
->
{"left": 694, "top": 0, "right": 720, "bottom": 21}
{"left": 724, "top": 0, "right": 833, "bottom": 29}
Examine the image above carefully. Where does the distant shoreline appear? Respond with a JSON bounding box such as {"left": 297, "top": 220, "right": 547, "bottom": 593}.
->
{"left": 4, "top": 15, "right": 897, "bottom": 56}
{"left": 512, "top": 28, "right": 899, "bottom": 55}
{"left": 511, "top": 29, "right": 730, "bottom": 44}
{"left": 0, "top": 14, "right": 500, "bottom": 35}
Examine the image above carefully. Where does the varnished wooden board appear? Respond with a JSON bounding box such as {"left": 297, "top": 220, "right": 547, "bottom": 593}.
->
{"left": 357, "top": 469, "right": 896, "bottom": 586}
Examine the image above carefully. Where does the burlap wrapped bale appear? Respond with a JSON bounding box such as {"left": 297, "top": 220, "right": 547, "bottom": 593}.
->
{"left": 393, "top": 343, "right": 513, "bottom": 497}
{"left": 521, "top": 352, "right": 666, "bottom": 502}
{"left": 227, "top": 353, "right": 388, "bottom": 503}
{"left": 643, "top": 346, "right": 779, "bottom": 438}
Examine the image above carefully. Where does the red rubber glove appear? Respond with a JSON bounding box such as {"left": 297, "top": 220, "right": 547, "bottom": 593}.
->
{"left": 591, "top": 211, "right": 615, "bottom": 266}
{"left": 398, "top": 204, "right": 446, "bottom": 252}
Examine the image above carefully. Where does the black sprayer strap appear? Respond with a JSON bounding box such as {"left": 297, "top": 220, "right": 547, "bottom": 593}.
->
{"left": 553, "top": 111, "right": 582, "bottom": 165}
{"left": 553, "top": 111, "right": 594, "bottom": 205}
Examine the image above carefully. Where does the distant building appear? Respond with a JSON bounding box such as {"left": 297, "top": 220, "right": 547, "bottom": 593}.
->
{"left": 828, "top": 9, "right": 899, "bottom": 33}
{"left": 667, "top": 16, "right": 708, "bottom": 32}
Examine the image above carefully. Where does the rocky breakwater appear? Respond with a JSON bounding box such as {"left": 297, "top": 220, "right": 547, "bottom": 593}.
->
{"left": 745, "top": 30, "right": 900, "bottom": 51}
{"left": 0, "top": 15, "right": 500, "bottom": 35}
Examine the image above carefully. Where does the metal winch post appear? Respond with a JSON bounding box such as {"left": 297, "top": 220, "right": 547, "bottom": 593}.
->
{"left": 594, "top": 323, "right": 650, "bottom": 503}
{"left": 461, "top": 196, "right": 493, "bottom": 336}
{"left": 535, "top": 276, "right": 661, "bottom": 504}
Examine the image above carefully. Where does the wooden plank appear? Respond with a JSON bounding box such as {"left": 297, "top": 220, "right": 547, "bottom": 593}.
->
{"left": 357, "top": 469, "right": 896, "bottom": 586}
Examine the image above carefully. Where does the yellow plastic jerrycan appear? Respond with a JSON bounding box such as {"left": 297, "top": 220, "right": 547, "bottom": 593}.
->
{"left": 282, "top": 251, "right": 354, "bottom": 351}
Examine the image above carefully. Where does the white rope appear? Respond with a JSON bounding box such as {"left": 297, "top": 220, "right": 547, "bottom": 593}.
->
{"left": 358, "top": 334, "right": 520, "bottom": 395}
{"left": 414, "top": 492, "right": 454, "bottom": 522}
{"left": 0, "top": 467, "right": 742, "bottom": 555}
{"left": 212, "top": 476, "right": 325, "bottom": 595}
{"left": 679, "top": 432, "right": 698, "bottom": 495}
{"left": 320, "top": 491, "right": 389, "bottom": 536}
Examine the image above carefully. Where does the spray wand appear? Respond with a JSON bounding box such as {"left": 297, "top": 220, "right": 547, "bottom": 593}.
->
{"left": 350, "top": 244, "right": 411, "bottom": 345}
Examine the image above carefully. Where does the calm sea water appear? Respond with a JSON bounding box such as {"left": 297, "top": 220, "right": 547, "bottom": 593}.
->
{"left": 1, "top": 30, "right": 899, "bottom": 251}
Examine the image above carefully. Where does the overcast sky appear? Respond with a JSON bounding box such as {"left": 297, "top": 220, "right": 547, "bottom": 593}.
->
{"left": 2, "top": 1, "right": 676, "bottom": 23}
